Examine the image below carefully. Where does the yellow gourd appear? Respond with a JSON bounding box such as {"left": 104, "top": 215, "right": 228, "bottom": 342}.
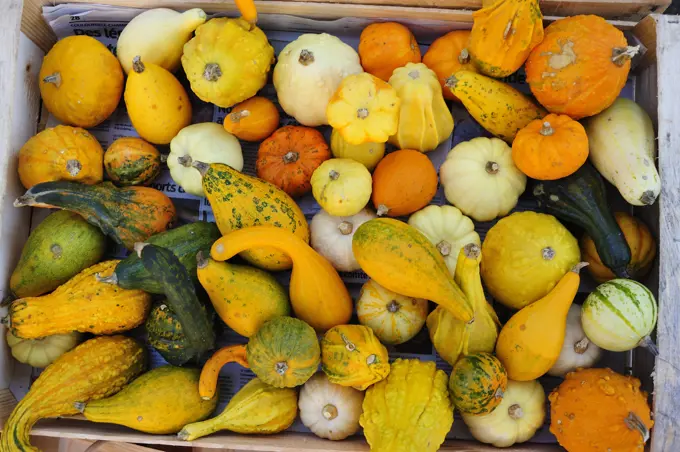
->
{"left": 124, "top": 56, "right": 192, "bottom": 145}
{"left": 311, "top": 158, "right": 373, "bottom": 217}
{"left": 330, "top": 129, "right": 385, "bottom": 171}
{"left": 496, "top": 263, "right": 588, "bottom": 381}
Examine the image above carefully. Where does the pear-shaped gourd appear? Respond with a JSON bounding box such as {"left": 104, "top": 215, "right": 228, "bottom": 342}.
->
{"left": 496, "top": 262, "right": 588, "bottom": 381}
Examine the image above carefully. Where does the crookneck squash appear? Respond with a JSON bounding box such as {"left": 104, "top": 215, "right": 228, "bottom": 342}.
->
{"left": 1, "top": 336, "right": 146, "bottom": 451}
{"left": 194, "top": 161, "right": 309, "bottom": 271}
{"left": 533, "top": 163, "right": 632, "bottom": 278}
{"left": 449, "top": 352, "right": 508, "bottom": 415}
{"left": 14, "top": 181, "right": 176, "bottom": 250}
{"left": 211, "top": 226, "right": 352, "bottom": 331}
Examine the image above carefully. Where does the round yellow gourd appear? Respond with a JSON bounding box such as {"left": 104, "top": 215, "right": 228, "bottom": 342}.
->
{"left": 330, "top": 129, "right": 385, "bottom": 171}
{"left": 311, "top": 158, "right": 372, "bottom": 216}
{"left": 481, "top": 211, "right": 580, "bottom": 310}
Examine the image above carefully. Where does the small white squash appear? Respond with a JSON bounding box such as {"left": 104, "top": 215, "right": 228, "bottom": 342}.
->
{"left": 168, "top": 123, "right": 243, "bottom": 197}
{"left": 310, "top": 208, "right": 377, "bottom": 272}
{"left": 408, "top": 205, "right": 480, "bottom": 276}
{"left": 462, "top": 379, "right": 546, "bottom": 448}
{"left": 585, "top": 98, "right": 660, "bottom": 206}
{"left": 273, "top": 34, "right": 363, "bottom": 126}
{"left": 547, "top": 304, "right": 602, "bottom": 377}
{"left": 299, "top": 372, "right": 364, "bottom": 440}
{"left": 6, "top": 331, "right": 81, "bottom": 368}
{"left": 440, "top": 137, "right": 526, "bottom": 222}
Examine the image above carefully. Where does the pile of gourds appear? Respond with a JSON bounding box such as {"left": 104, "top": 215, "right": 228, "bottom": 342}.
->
{"left": 3, "top": 0, "right": 659, "bottom": 450}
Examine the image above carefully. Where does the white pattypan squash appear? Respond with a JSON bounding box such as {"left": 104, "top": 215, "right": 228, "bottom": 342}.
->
{"left": 547, "top": 304, "right": 602, "bottom": 377}
{"left": 168, "top": 122, "right": 243, "bottom": 197}
{"left": 6, "top": 331, "right": 81, "bottom": 368}
{"left": 310, "top": 208, "right": 376, "bottom": 272}
{"left": 273, "top": 33, "right": 363, "bottom": 126}
{"left": 440, "top": 137, "right": 526, "bottom": 222}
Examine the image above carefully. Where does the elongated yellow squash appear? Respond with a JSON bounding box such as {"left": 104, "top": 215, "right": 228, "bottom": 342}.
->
{"left": 447, "top": 70, "right": 546, "bottom": 142}
{"left": 353, "top": 218, "right": 473, "bottom": 322}
{"left": 211, "top": 226, "right": 352, "bottom": 331}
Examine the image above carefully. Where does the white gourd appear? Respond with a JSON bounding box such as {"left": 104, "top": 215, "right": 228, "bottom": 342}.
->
{"left": 6, "top": 331, "right": 81, "bottom": 368}
{"left": 310, "top": 209, "right": 377, "bottom": 272}
{"left": 547, "top": 305, "right": 602, "bottom": 377}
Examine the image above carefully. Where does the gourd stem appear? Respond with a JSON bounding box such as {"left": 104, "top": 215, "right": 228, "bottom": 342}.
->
{"left": 203, "top": 63, "right": 222, "bottom": 81}
{"left": 178, "top": 416, "right": 225, "bottom": 442}
{"left": 463, "top": 243, "right": 481, "bottom": 259}
{"left": 340, "top": 333, "right": 356, "bottom": 352}
{"left": 539, "top": 122, "right": 554, "bottom": 136}
{"left": 322, "top": 404, "right": 339, "bottom": 420}
{"left": 132, "top": 56, "right": 145, "bottom": 73}
{"left": 612, "top": 46, "right": 641, "bottom": 67}
{"left": 357, "top": 108, "right": 369, "bottom": 119}
{"left": 230, "top": 110, "right": 250, "bottom": 122}
{"left": 329, "top": 170, "right": 340, "bottom": 181}
{"left": 408, "top": 70, "right": 420, "bottom": 80}
{"left": 638, "top": 336, "right": 658, "bottom": 356}
{"left": 299, "top": 49, "right": 315, "bottom": 65}
{"left": 485, "top": 161, "right": 500, "bottom": 174}
{"left": 192, "top": 160, "right": 211, "bottom": 177}
{"left": 283, "top": 151, "right": 299, "bottom": 164}
{"left": 571, "top": 262, "right": 589, "bottom": 274}
{"left": 43, "top": 73, "right": 61, "bottom": 87}
{"left": 436, "top": 240, "right": 452, "bottom": 256}
{"left": 574, "top": 337, "right": 590, "bottom": 354}
{"left": 74, "top": 402, "right": 86, "bottom": 413}
{"left": 66, "top": 159, "right": 82, "bottom": 177}
{"left": 639, "top": 190, "right": 657, "bottom": 206}
{"left": 366, "top": 354, "right": 377, "bottom": 365}
{"left": 494, "top": 387, "right": 504, "bottom": 399}
{"left": 338, "top": 221, "right": 353, "bottom": 235}
{"left": 376, "top": 204, "right": 389, "bottom": 217}
{"left": 95, "top": 272, "right": 119, "bottom": 285}
{"left": 445, "top": 75, "right": 458, "bottom": 89}
{"left": 275, "top": 361, "right": 289, "bottom": 375}
{"left": 134, "top": 242, "right": 149, "bottom": 258}
{"left": 177, "top": 154, "right": 193, "bottom": 167}
{"left": 160, "top": 154, "right": 168, "bottom": 163}
{"left": 14, "top": 195, "right": 36, "bottom": 207}
{"left": 624, "top": 412, "right": 650, "bottom": 443}
{"left": 542, "top": 247, "right": 555, "bottom": 261}
{"left": 387, "top": 300, "right": 400, "bottom": 313}
{"left": 51, "top": 244, "right": 63, "bottom": 259}
{"left": 508, "top": 404, "right": 523, "bottom": 420}
{"left": 196, "top": 250, "right": 209, "bottom": 269}
{"left": 458, "top": 49, "right": 470, "bottom": 64}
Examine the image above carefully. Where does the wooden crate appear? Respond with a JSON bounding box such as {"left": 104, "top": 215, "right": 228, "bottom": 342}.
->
{"left": 1, "top": 1, "right": 679, "bottom": 451}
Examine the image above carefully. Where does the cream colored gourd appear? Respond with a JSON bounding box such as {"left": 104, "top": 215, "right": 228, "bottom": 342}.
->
{"left": 6, "top": 331, "right": 81, "bottom": 368}
{"left": 116, "top": 8, "right": 206, "bottom": 74}
{"left": 330, "top": 129, "right": 385, "bottom": 171}
{"left": 299, "top": 373, "right": 364, "bottom": 441}
{"left": 440, "top": 137, "right": 526, "bottom": 222}
{"left": 310, "top": 209, "right": 377, "bottom": 272}
{"left": 585, "top": 98, "right": 660, "bottom": 206}
{"left": 274, "top": 34, "right": 363, "bottom": 126}
{"left": 547, "top": 305, "right": 602, "bottom": 377}
{"left": 168, "top": 123, "right": 244, "bottom": 197}
{"left": 388, "top": 63, "right": 454, "bottom": 152}
{"left": 311, "top": 159, "right": 373, "bottom": 216}
{"left": 408, "top": 205, "right": 480, "bottom": 276}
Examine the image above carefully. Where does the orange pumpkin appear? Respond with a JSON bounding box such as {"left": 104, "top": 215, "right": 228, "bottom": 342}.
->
{"left": 422, "top": 30, "right": 476, "bottom": 101}
{"left": 525, "top": 15, "right": 638, "bottom": 119}
{"left": 512, "top": 114, "right": 588, "bottom": 180}
{"left": 581, "top": 212, "right": 656, "bottom": 283}
{"left": 358, "top": 22, "right": 421, "bottom": 81}
{"left": 18, "top": 125, "right": 104, "bottom": 190}
{"left": 372, "top": 150, "right": 437, "bottom": 217}
{"left": 104, "top": 137, "right": 161, "bottom": 186}
{"left": 223, "top": 96, "right": 280, "bottom": 142}
{"left": 257, "top": 126, "right": 331, "bottom": 198}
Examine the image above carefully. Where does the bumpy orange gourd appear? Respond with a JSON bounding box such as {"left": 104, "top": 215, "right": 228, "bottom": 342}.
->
{"left": 549, "top": 368, "right": 653, "bottom": 452}
{"left": 525, "top": 15, "right": 638, "bottom": 119}
{"left": 257, "top": 126, "right": 331, "bottom": 198}
{"left": 223, "top": 96, "right": 280, "bottom": 141}
{"left": 104, "top": 137, "right": 161, "bottom": 186}
{"left": 581, "top": 212, "right": 657, "bottom": 283}
{"left": 372, "top": 150, "right": 438, "bottom": 217}
{"left": 422, "top": 30, "right": 476, "bottom": 101}
{"left": 358, "top": 22, "right": 421, "bottom": 81}
{"left": 18, "top": 125, "right": 104, "bottom": 189}
{"left": 512, "top": 114, "right": 589, "bottom": 180}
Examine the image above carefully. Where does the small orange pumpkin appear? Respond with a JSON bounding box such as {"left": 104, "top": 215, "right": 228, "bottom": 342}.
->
{"left": 104, "top": 137, "right": 161, "bottom": 186}
{"left": 422, "top": 30, "right": 476, "bottom": 101}
{"left": 358, "top": 22, "right": 421, "bottom": 81}
{"left": 18, "top": 125, "right": 104, "bottom": 190}
{"left": 581, "top": 212, "right": 656, "bottom": 283}
{"left": 525, "top": 15, "right": 638, "bottom": 119}
{"left": 372, "top": 150, "right": 437, "bottom": 217}
{"left": 512, "top": 114, "right": 589, "bottom": 180}
{"left": 257, "top": 126, "right": 331, "bottom": 198}
{"left": 223, "top": 96, "right": 280, "bottom": 142}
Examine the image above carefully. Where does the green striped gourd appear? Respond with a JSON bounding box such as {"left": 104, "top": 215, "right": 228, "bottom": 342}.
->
{"left": 448, "top": 352, "right": 508, "bottom": 415}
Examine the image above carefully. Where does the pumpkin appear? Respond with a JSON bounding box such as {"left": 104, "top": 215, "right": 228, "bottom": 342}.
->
{"left": 449, "top": 353, "right": 508, "bottom": 415}
{"left": 6, "top": 331, "right": 81, "bottom": 368}
{"left": 408, "top": 205, "right": 480, "bottom": 276}
{"left": 321, "top": 325, "right": 390, "bottom": 391}
{"left": 327, "top": 72, "right": 401, "bottom": 145}
{"left": 39, "top": 35, "right": 123, "bottom": 128}
{"left": 299, "top": 373, "right": 364, "bottom": 441}
{"left": 512, "top": 114, "right": 589, "bottom": 180}
{"left": 330, "top": 129, "right": 385, "bottom": 171}
{"left": 311, "top": 158, "right": 373, "bottom": 216}
{"left": 482, "top": 211, "right": 581, "bottom": 310}
{"left": 222, "top": 96, "right": 280, "bottom": 142}
{"left": 388, "top": 63, "right": 454, "bottom": 152}
{"left": 462, "top": 379, "right": 546, "bottom": 448}
{"left": 274, "top": 33, "right": 363, "bottom": 126}
{"left": 256, "top": 126, "right": 331, "bottom": 198}
{"left": 547, "top": 304, "right": 602, "bottom": 377}
{"left": 182, "top": 18, "right": 275, "bottom": 108}
{"left": 18, "top": 125, "right": 104, "bottom": 190}
{"left": 358, "top": 22, "right": 421, "bottom": 81}
{"left": 356, "top": 279, "right": 428, "bottom": 345}
{"left": 104, "top": 137, "right": 161, "bottom": 186}
{"left": 372, "top": 149, "right": 438, "bottom": 217}
{"left": 440, "top": 137, "right": 527, "bottom": 222}
{"left": 549, "top": 368, "right": 653, "bottom": 452}
{"left": 422, "top": 30, "right": 475, "bottom": 101}
{"left": 468, "top": 0, "right": 544, "bottom": 78}
{"left": 525, "top": 15, "right": 638, "bottom": 119}
{"left": 310, "top": 208, "right": 377, "bottom": 272}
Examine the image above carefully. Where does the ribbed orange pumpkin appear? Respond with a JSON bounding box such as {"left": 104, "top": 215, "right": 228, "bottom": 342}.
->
{"left": 422, "top": 30, "right": 475, "bottom": 101}
{"left": 512, "top": 114, "right": 589, "bottom": 180}
{"left": 358, "top": 22, "right": 421, "bottom": 81}
{"left": 223, "top": 96, "right": 280, "bottom": 142}
{"left": 372, "top": 150, "right": 438, "bottom": 217}
{"left": 525, "top": 15, "right": 638, "bottom": 119}
{"left": 104, "top": 137, "right": 161, "bottom": 186}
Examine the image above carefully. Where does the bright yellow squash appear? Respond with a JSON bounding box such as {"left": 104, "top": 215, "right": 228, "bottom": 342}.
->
{"left": 212, "top": 226, "right": 353, "bottom": 331}
{"left": 352, "top": 218, "right": 473, "bottom": 322}
{"left": 496, "top": 262, "right": 588, "bottom": 381}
